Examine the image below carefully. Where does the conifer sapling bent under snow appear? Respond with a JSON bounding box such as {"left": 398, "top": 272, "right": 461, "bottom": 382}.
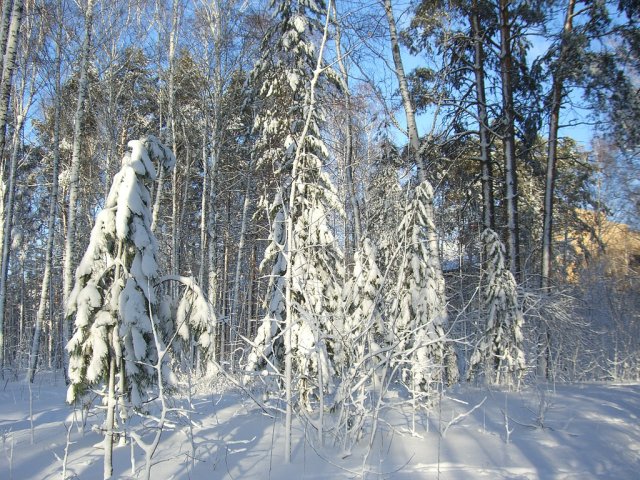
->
{"left": 390, "top": 181, "right": 459, "bottom": 394}
{"left": 468, "top": 228, "right": 525, "bottom": 386}
{"left": 66, "top": 135, "right": 176, "bottom": 409}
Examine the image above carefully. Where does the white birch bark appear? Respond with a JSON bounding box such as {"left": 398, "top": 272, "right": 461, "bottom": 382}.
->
{"left": 103, "top": 352, "right": 116, "bottom": 479}
{"left": 62, "top": 0, "right": 95, "bottom": 375}
{"left": 0, "top": 0, "right": 12, "bottom": 71}
{"left": 0, "top": 0, "right": 23, "bottom": 165}
{"left": 0, "top": 112, "right": 22, "bottom": 377}
{"left": 168, "top": 0, "right": 180, "bottom": 294}
{"left": 230, "top": 165, "right": 253, "bottom": 350}
{"left": 0, "top": 7, "right": 38, "bottom": 376}
{"left": 202, "top": 0, "right": 225, "bottom": 355}
{"left": 383, "top": 0, "right": 424, "bottom": 183}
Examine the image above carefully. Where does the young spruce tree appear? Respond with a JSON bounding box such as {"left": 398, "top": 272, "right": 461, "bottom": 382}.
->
{"left": 244, "top": 0, "right": 344, "bottom": 411}
{"left": 66, "top": 137, "right": 176, "bottom": 406}
{"left": 468, "top": 228, "right": 525, "bottom": 386}
{"left": 391, "top": 181, "right": 459, "bottom": 394}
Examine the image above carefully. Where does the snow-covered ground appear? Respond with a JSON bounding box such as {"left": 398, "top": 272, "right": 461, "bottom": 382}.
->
{"left": 1, "top": 375, "right": 639, "bottom": 479}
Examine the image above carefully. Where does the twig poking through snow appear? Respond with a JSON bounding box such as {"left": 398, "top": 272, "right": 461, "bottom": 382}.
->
{"left": 441, "top": 397, "right": 487, "bottom": 438}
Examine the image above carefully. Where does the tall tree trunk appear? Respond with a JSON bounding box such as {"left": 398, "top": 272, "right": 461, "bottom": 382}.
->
{"left": 168, "top": 0, "right": 180, "bottom": 295}
{"left": 219, "top": 227, "right": 229, "bottom": 359}
{"left": 0, "top": 0, "right": 12, "bottom": 64}
{"left": 541, "top": 0, "right": 576, "bottom": 291}
{"left": 62, "top": 0, "right": 95, "bottom": 379}
{"left": 498, "top": 0, "right": 521, "bottom": 279}
{"left": 103, "top": 350, "right": 117, "bottom": 479}
{"left": 198, "top": 126, "right": 209, "bottom": 288}
{"left": 246, "top": 243, "right": 256, "bottom": 338}
{"left": 383, "top": 0, "right": 425, "bottom": 183}
{"left": 471, "top": 0, "right": 495, "bottom": 231}
{"left": 207, "top": 150, "right": 219, "bottom": 362}
{"left": 230, "top": 166, "right": 253, "bottom": 353}
{"left": 333, "top": 5, "right": 362, "bottom": 246}
{"left": 150, "top": 11, "right": 166, "bottom": 234}
{"left": 206, "top": 0, "right": 224, "bottom": 315}
{"left": 0, "top": 9, "right": 39, "bottom": 375}
{"left": 28, "top": 19, "right": 63, "bottom": 382}
{"left": 0, "top": 0, "right": 23, "bottom": 166}
{"left": 0, "top": 111, "right": 22, "bottom": 377}
{"left": 208, "top": 137, "right": 222, "bottom": 358}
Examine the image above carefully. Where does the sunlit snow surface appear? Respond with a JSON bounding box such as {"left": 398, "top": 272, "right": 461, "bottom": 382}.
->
{"left": 1, "top": 375, "right": 639, "bottom": 479}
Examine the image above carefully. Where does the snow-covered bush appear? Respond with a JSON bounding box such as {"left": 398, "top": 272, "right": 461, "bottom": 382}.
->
{"left": 66, "top": 136, "right": 216, "bottom": 404}
{"left": 65, "top": 135, "right": 217, "bottom": 477}
{"left": 339, "top": 238, "right": 384, "bottom": 369}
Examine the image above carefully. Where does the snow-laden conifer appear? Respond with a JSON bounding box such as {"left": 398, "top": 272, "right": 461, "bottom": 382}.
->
{"left": 391, "top": 181, "right": 459, "bottom": 394}
{"left": 244, "top": 202, "right": 287, "bottom": 379}
{"left": 66, "top": 136, "right": 175, "bottom": 406}
{"left": 244, "top": 0, "right": 344, "bottom": 411}
{"left": 365, "top": 148, "right": 403, "bottom": 274}
{"left": 339, "top": 238, "right": 384, "bottom": 370}
{"left": 468, "top": 229, "right": 525, "bottom": 386}
{"left": 66, "top": 135, "right": 217, "bottom": 478}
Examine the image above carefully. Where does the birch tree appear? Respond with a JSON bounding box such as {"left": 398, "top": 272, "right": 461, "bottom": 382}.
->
{"left": 62, "top": 0, "right": 95, "bottom": 378}
{"left": 383, "top": 0, "right": 425, "bottom": 182}
{"left": 0, "top": 0, "right": 24, "bottom": 166}
{"left": 0, "top": 0, "right": 24, "bottom": 377}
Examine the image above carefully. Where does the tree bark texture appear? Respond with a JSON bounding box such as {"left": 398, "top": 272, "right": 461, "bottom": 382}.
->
{"left": 0, "top": 0, "right": 23, "bottom": 166}
{"left": 499, "top": 0, "right": 521, "bottom": 279}
{"left": 471, "top": 0, "right": 495, "bottom": 231}
{"left": 62, "top": 0, "right": 95, "bottom": 377}
{"left": 541, "top": 0, "right": 576, "bottom": 291}
{"left": 383, "top": 0, "right": 425, "bottom": 183}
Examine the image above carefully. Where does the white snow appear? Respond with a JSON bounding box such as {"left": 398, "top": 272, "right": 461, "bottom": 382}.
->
{"left": 85, "top": 326, "right": 109, "bottom": 382}
{"left": 3, "top": 375, "right": 640, "bottom": 479}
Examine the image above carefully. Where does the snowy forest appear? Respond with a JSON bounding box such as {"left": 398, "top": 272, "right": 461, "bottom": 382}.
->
{"left": 0, "top": 0, "right": 639, "bottom": 478}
